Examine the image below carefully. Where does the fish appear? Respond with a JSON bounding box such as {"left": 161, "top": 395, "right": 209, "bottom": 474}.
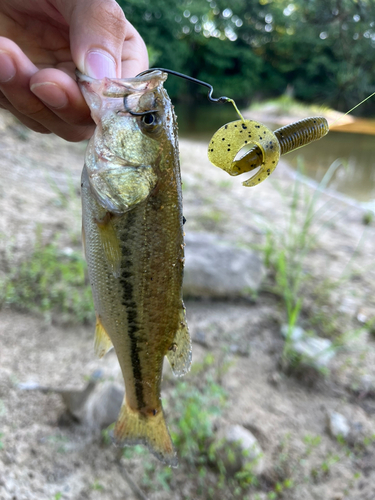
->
{"left": 77, "top": 70, "right": 192, "bottom": 467}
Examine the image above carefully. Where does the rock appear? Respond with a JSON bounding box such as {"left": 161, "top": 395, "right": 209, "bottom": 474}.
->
{"left": 327, "top": 411, "right": 350, "bottom": 440}
{"left": 84, "top": 382, "right": 124, "bottom": 430}
{"left": 281, "top": 324, "right": 305, "bottom": 341}
{"left": 183, "top": 232, "right": 265, "bottom": 298}
{"left": 214, "top": 424, "right": 264, "bottom": 475}
{"left": 281, "top": 325, "right": 335, "bottom": 370}
{"left": 18, "top": 373, "right": 101, "bottom": 421}
{"left": 293, "top": 336, "right": 334, "bottom": 369}
{"left": 18, "top": 373, "right": 124, "bottom": 431}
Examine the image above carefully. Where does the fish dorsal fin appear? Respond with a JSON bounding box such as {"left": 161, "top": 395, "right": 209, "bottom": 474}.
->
{"left": 166, "top": 305, "right": 192, "bottom": 377}
{"left": 94, "top": 315, "right": 113, "bottom": 358}
{"left": 95, "top": 213, "right": 122, "bottom": 277}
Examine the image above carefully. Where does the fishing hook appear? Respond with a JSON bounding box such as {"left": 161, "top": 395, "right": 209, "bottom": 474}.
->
{"left": 136, "top": 68, "right": 231, "bottom": 104}
{"left": 123, "top": 95, "right": 158, "bottom": 117}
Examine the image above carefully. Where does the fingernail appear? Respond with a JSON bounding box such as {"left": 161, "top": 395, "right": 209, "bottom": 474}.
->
{"left": 0, "top": 52, "right": 16, "bottom": 83}
{"left": 85, "top": 50, "right": 117, "bottom": 79}
{"left": 30, "top": 82, "right": 68, "bottom": 109}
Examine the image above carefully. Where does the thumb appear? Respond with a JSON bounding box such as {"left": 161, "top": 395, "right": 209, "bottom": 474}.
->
{"left": 57, "top": 0, "right": 145, "bottom": 78}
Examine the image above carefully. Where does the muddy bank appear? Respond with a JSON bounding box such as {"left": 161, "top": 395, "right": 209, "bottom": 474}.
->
{"left": 0, "top": 111, "right": 375, "bottom": 499}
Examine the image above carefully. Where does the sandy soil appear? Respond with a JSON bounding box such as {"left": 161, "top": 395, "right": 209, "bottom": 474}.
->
{"left": 0, "top": 110, "right": 375, "bottom": 500}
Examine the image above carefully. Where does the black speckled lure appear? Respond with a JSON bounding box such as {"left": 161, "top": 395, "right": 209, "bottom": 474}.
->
{"left": 208, "top": 116, "right": 329, "bottom": 187}
{"left": 207, "top": 119, "right": 282, "bottom": 187}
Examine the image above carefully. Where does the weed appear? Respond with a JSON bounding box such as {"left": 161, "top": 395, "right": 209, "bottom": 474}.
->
{"left": 303, "top": 434, "right": 322, "bottom": 456}
{"left": 261, "top": 160, "right": 348, "bottom": 365}
{"left": 0, "top": 432, "right": 4, "bottom": 450}
{"left": 0, "top": 233, "right": 94, "bottom": 324}
{"left": 91, "top": 481, "right": 104, "bottom": 491}
{"left": 119, "top": 356, "right": 267, "bottom": 499}
{"left": 362, "top": 211, "right": 373, "bottom": 225}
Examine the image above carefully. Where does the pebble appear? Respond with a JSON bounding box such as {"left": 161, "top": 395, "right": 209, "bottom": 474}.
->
{"left": 214, "top": 424, "right": 265, "bottom": 476}
{"left": 281, "top": 325, "right": 335, "bottom": 369}
{"left": 327, "top": 411, "right": 350, "bottom": 440}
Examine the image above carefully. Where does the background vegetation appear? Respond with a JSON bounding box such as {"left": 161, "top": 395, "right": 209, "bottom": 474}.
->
{"left": 118, "top": 0, "right": 375, "bottom": 114}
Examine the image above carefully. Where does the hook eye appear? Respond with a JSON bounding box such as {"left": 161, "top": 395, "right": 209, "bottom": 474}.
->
{"left": 123, "top": 95, "right": 158, "bottom": 116}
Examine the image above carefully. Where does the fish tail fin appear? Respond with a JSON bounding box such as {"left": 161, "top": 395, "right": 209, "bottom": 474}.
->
{"left": 114, "top": 399, "right": 178, "bottom": 467}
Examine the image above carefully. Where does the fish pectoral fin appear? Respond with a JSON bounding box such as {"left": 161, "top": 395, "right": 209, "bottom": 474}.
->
{"left": 166, "top": 305, "right": 192, "bottom": 377}
{"left": 95, "top": 213, "right": 122, "bottom": 277}
{"left": 94, "top": 315, "right": 113, "bottom": 358}
{"left": 113, "top": 399, "right": 178, "bottom": 467}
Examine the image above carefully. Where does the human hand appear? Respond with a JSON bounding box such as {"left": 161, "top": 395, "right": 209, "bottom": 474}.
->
{"left": 0, "top": 0, "right": 148, "bottom": 141}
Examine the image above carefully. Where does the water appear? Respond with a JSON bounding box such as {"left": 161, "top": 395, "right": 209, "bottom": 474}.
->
{"left": 285, "top": 131, "right": 375, "bottom": 203}
{"left": 175, "top": 103, "right": 375, "bottom": 204}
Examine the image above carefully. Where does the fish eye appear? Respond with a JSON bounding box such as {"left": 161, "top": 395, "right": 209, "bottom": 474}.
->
{"left": 142, "top": 112, "right": 157, "bottom": 126}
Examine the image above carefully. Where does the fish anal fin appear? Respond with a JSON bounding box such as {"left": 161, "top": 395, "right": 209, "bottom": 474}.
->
{"left": 166, "top": 306, "right": 192, "bottom": 377}
{"left": 113, "top": 399, "right": 178, "bottom": 467}
{"left": 94, "top": 315, "right": 113, "bottom": 358}
{"left": 95, "top": 213, "right": 122, "bottom": 277}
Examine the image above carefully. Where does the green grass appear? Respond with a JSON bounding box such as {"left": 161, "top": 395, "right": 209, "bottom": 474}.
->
{"left": 260, "top": 160, "right": 347, "bottom": 364}
{"left": 0, "top": 234, "right": 94, "bottom": 324}
{"left": 119, "top": 355, "right": 264, "bottom": 499}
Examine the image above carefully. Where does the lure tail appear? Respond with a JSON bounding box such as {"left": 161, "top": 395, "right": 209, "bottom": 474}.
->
{"left": 114, "top": 399, "right": 178, "bottom": 467}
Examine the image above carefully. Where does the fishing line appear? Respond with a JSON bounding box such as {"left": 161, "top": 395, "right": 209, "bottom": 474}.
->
{"left": 330, "top": 91, "right": 375, "bottom": 128}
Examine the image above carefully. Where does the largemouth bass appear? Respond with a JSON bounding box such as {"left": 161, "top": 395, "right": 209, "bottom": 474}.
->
{"left": 77, "top": 70, "right": 192, "bottom": 467}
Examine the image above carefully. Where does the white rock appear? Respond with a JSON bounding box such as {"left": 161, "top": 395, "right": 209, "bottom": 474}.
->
{"left": 281, "top": 325, "right": 335, "bottom": 370}
{"left": 281, "top": 324, "right": 305, "bottom": 341}
{"left": 224, "top": 425, "right": 264, "bottom": 474}
{"left": 183, "top": 232, "right": 265, "bottom": 298}
{"left": 292, "top": 336, "right": 334, "bottom": 369}
{"left": 327, "top": 412, "right": 350, "bottom": 439}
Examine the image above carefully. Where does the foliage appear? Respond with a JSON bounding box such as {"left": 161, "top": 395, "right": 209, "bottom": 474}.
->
{"left": 0, "top": 234, "right": 94, "bottom": 324}
{"left": 118, "top": 0, "right": 375, "bottom": 113}
{"left": 262, "top": 160, "right": 345, "bottom": 336}
{"left": 121, "top": 355, "right": 263, "bottom": 499}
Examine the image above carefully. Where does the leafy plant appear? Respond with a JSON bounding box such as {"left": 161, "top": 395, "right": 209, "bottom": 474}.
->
{"left": 0, "top": 233, "right": 94, "bottom": 324}
{"left": 119, "top": 355, "right": 267, "bottom": 499}
{"left": 261, "top": 160, "right": 345, "bottom": 362}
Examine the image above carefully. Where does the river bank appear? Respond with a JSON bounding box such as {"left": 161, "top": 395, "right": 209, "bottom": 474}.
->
{"left": 0, "top": 110, "right": 374, "bottom": 499}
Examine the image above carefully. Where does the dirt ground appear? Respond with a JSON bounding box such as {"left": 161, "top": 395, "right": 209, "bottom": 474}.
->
{"left": 0, "top": 109, "right": 375, "bottom": 500}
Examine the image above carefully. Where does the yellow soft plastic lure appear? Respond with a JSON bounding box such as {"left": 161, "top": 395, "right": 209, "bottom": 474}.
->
{"left": 208, "top": 116, "right": 329, "bottom": 187}
{"left": 207, "top": 119, "right": 281, "bottom": 187}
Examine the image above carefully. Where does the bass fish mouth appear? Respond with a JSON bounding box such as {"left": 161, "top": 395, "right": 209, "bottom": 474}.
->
{"left": 76, "top": 69, "right": 168, "bottom": 97}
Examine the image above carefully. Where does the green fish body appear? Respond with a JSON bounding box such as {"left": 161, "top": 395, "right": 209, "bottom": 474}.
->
{"left": 78, "top": 71, "right": 191, "bottom": 467}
